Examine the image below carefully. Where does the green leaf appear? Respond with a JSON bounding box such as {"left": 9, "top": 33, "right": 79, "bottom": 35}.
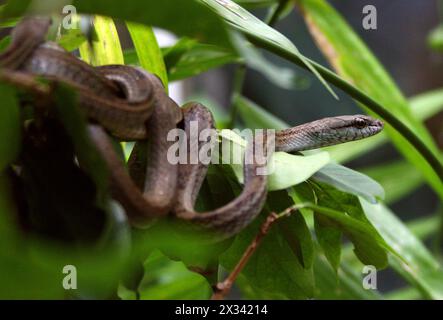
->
{"left": 79, "top": 15, "right": 124, "bottom": 65}
{"left": 0, "top": 17, "right": 18, "bottom": 28}
{"left": 268, "top": 152, "right": 330, "bottom": 191}
{"left": 232, "top": 33, "right": 308, "bottom": 90}
{"left": 280, "top": 209, "right": 315, "bottom": 269}
{"left": 127, "top": 22, "right": 168, "bottom": 87}
{"left": 165, "top": 40, "right": 241, "bottom": 82}
{"left": 311, "top": 203, "right": 389, "bottom": 270}
{"left": 0, "top": 35, "right": 10, "bottom": 53}
{"left": 56, "top": 28, "right": 87, "bottom": 52}
{"left": 72, "top": 0, "right": 232, "bottom": 48}
{"left": 314, "top": 213, "right": 342, "bottom": 272}
{"left": 296, "top": 0, "right": 443, "bottom": 200}
{"left": 136, "top": 250, "right": 212, "bottom": 299}
{"left": 292, "top": 184, "right": 390, "bottom": 270}
{"left": 0, "top": 83, "right": 20, "bottom": 171}
{"left": 361, "top": 199, "right": 443, "bottom": 300}
{"left": 313, "top": 163, "right": 385, "bottom": 204}
{"left": 0, "top": 0, "right": 31, "bottom": 20}
{"left": 201, "top": 0, "right": 336, "bottom": 98}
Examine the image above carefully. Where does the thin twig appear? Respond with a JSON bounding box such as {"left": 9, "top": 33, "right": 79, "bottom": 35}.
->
{"left": 211, "top": 204, "right": 304, "bottom": 300}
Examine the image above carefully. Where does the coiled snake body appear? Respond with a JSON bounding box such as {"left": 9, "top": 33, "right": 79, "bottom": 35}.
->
{"left": 0, "top": 17, "right": 383, "bottom": 240}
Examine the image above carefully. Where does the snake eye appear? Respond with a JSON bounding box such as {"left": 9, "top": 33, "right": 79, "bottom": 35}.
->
{"left": 354, "top": 118, "right": 367, "bottom": 129}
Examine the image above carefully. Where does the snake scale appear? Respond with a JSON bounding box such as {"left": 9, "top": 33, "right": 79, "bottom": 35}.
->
{"left": 0, "top": 17, "right": 383, "bottom": 240}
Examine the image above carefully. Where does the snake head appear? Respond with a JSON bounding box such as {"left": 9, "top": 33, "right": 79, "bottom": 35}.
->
{"left": 320, "top": 115, "right": 384, "bottom": 143}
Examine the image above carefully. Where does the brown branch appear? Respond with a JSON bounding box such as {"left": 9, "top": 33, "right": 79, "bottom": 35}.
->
{"left": 211, "top": 204, "right": 305, "bottom": 300}
{"left": 211, "top": 212, "right": 278, "bottom": 300}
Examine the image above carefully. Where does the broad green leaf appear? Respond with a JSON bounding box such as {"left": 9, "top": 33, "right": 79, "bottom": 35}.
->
{"left": 313, "top": 163, "right": 385, "bottom": 204}
{"left": 1, "top": 1, "right": 231, "bottom": 49}
{"left": 314, "top": 213, "right": 342, "bottom": 272}
{"left": 295, "top": 183, "right": 388, "bottom": 271}
{"left": 0, "top": 83, "right": 20, "bottom": 171}
{"left": 289, "top": 194, "right": 381, "bottom": 300}
{"left": 268, "top": 152, "right": 329, "bottom": 190}
{"left": 361, "top": 199, "right": 443, "bottom": 300}
{"left": 72, "top": 0, "right": 232, "bottom": 48}
{"left": 137, "top": 250, "right": 212, "bottom": 299}
{"left": 79, "top": 15, "right": 124, "bottom": 65}
{"left": 280, "top": 209, "right": 315, "bottom": 269}
{"left": 307, "top": 202, "right": 389, "bottom": 270}
{"left": 127, "top": 22, "right": 168, "bottom": 87}
{"left": 296, "top": 0, "right": 443, "bottom": 200}
{"left": 201, "top": 0, "right": 336, "bottom": 98}
{"left": 217, "top": 129, "right": 330, "bottom": 190}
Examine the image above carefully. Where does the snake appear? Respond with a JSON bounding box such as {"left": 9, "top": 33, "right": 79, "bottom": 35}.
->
{"left": 0, "top": 16, "right": 384, "bottom": 240}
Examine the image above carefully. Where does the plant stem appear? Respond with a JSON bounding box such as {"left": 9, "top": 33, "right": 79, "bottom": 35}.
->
{"left": 211, "top": 212, "right": 279, "bottom": 300}
{"left": 211, "top": 204, "right": 304, "bottom": 300}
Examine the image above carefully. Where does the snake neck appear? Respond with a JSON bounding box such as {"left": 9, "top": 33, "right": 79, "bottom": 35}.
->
{"left": 275, "top": 124, "right": 326, "bottom": 152}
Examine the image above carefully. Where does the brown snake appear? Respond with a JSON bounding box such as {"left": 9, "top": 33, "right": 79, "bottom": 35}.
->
{"left": 0, "top": 17, "right": 384, "bottom": 240}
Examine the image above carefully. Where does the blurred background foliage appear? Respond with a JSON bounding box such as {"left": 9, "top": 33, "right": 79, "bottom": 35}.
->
{"left": 0, "top": 0, "right": 443, "bottom": 300}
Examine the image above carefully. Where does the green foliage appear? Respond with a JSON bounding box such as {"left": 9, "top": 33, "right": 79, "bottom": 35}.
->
{"left": 0, "top": 84, "right": 20, "bottom": 171}
{"left": 0, "top": 0, "right": 442, "bottom": 300}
